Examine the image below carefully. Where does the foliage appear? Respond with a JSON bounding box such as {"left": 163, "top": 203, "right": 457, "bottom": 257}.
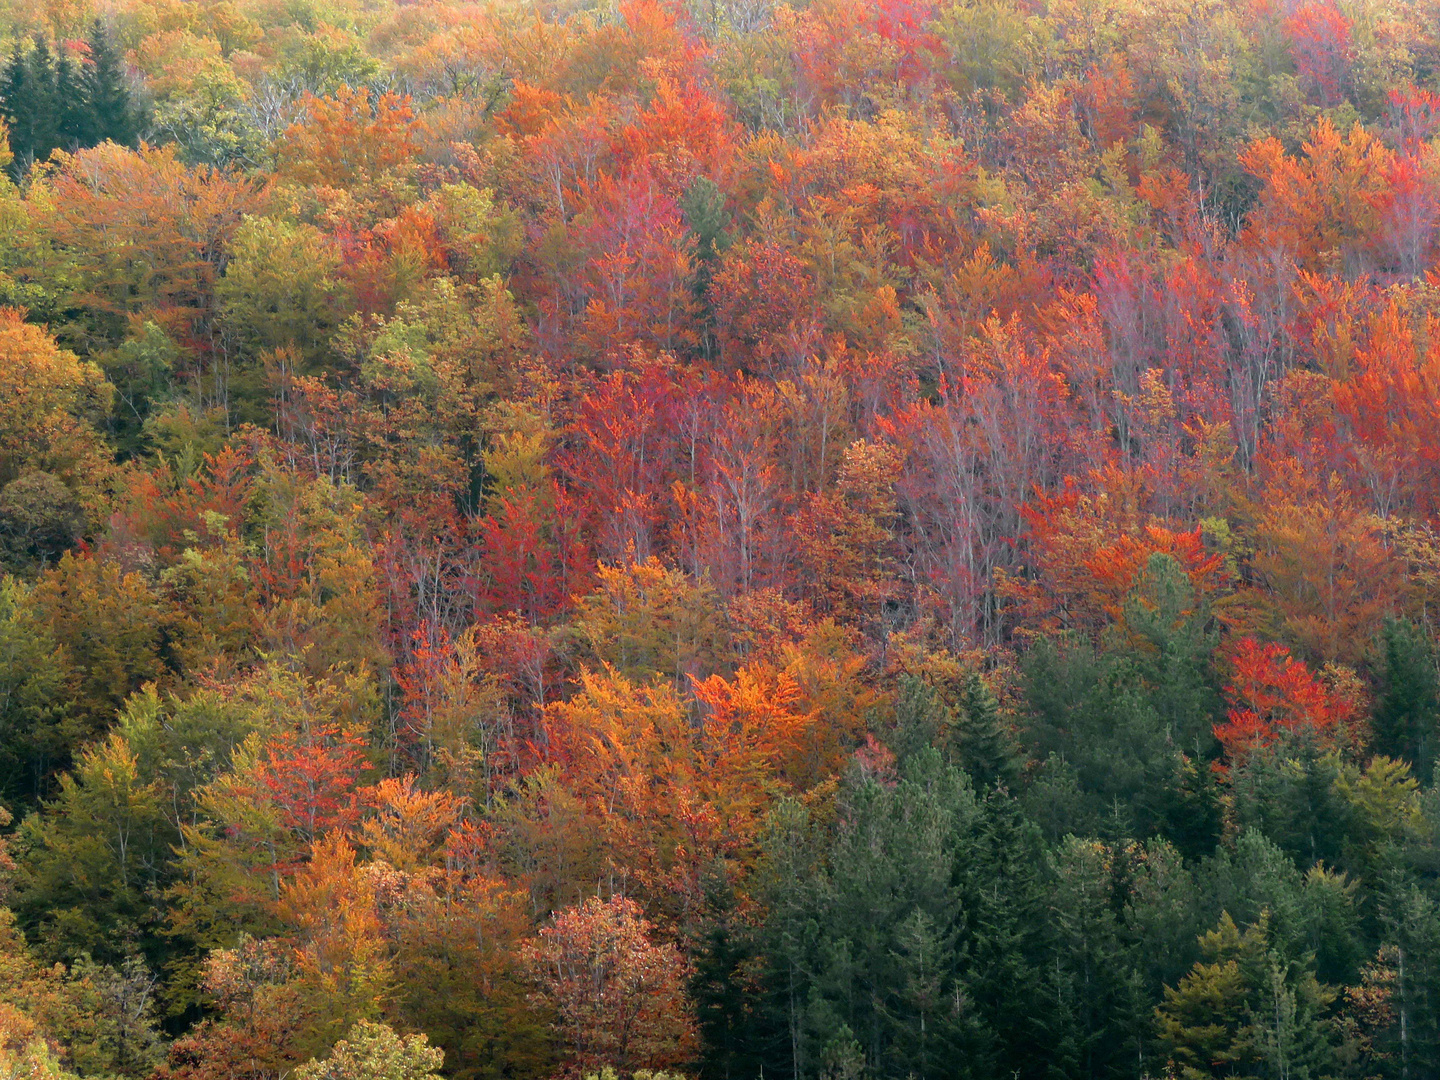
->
{"left": 524, "top": 895, "right": 698, "bottom": 1075}
{"left": 0, "top": 0, "right": 1439, "bottom": 1076}
{"left": 295, "top": 1020, "right": 444, "bottom": 1080}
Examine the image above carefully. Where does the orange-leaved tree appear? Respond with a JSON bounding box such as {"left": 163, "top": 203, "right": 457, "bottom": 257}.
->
{"left": 523, "top": 894, "right": 697, "bottom": 1076}
{"left": 0, "top": 308, "right": 112, "bottom": 499}
{"left": 37, "top": 143, "right": 266, "bottom": 361}
{"left": 278, "top": 86, "right": 421, "bottom": 188}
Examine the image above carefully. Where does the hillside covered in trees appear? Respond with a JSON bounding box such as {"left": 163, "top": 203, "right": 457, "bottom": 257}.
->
{"left": 3, "top": 0, "right": 1440, "bottom": 1077}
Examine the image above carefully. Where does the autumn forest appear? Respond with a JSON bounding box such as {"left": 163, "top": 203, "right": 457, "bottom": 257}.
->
{"left": 0, "top": 0, "right": 1439, "bottom": 1077}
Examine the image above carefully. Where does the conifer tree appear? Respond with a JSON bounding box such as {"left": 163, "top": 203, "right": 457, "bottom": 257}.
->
{"left": 54, "top": 49, "right": 88, "bottom": 150}
{"left": 0, "top": 26, "right": 139, "bottom": 174}
{"left": 21, "top": 38, "right": 58, "bottom": 161}
{"left": 689, "top": 871, "right": 766, "bottom": 1080}
{"left": 1156, "top": 912, "right": 1340, "bottom": 1080}
{"left": 948, "top": 671, "right": 1022, "bottom": 793}
{"left": 960, "top": 789, "right": 1054, "bottom": 1078}
{"left": 1374, "top": 619, "right": 1440, "bottom": 783}
{"left": 0, "top": 40, "right": 58, "bottom": 166}
{"left": 891, "top": 675, "right": 946, "bottom": 762}
{"left": 1, "top": 44, "right": 26, "bottom": 160}
{"left": 1376, "top": 876, "right": 1440, "bottom": 1079}
{"left": 0, "top": 37, "right": 62, "bottom": 167}
{"left": 83, "top": 20, "right": 138, "bottom": 147}
{"left": 753, "top": 751, "right": 993, "bottom": 1080}
{"left": 1045, "top": 838, "right": 1152, "bottom": 1080}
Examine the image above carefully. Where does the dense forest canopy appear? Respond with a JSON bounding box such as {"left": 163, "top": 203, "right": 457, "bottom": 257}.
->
{"left": 2, "top": 0, "right": 1440, "bottom": 1077}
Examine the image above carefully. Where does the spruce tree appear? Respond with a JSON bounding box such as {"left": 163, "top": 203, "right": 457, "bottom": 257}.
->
{"left": 54, "top": 48, "right": 88, "bottom": 149}
{"left": 948, "top": 670, "right": 1022, "bottom": 794}
{"left": 891, "top": 675, "right": 946, "bottom": 763}
{"left": 84, "top": 20, "right": 138, "bottom": 146}
{"left": 1375, "top": 618, "right": 1440, "bottom": 783}
{"left": 1, "top": 42, "right": 35, "bottom": 165}
{"left": 958, "top": 789, "right": 1053, "bottom": 1079}
{"left": 23, "top": 36, "right": 59, "bottom": 161}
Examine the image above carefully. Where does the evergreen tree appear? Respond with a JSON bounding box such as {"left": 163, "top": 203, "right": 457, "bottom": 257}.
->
{"left": 0, "top": 26, "right": 138, "bottom": 175}
{"left": 681, "top": 175, "right": 733, "bottom": 360}
{"left": 751, "top": 799, "right": 828, "bottom": 1080}
{"left": 1124, "top": 839, "right": 1206, "bottom": 999}
{"left": 54, "top": 49, "right": 88, "bottom": 150}
{"left": 1374, "top": 619, "right": 1440, "bottom": 784}
{"left": 1020, "top": 637, "right": 1196, "bottom": 844}
{"left": 1227, "top": 736, "right": 1352, "bottom": 872}
{"left": 1, "top": 44, "right": 25, "bottom": 157}
{"left": 1118, "top": 553, "right": 1223, "bottom": 756}
{"left": 1156, "top": 912, "right": 1341, "bottom": 1080}
{"left": 1374, "top": 874, "right": 1440, "bottom": 1080}
{"left": 22, "top": 37, "right": 59, "bottom": 162}
{"left": 0, "top": 41, "right": 47, "bottom": 167}
{"left": 958, "top": 790, "right": 1054, "bottom": 1079}
{"left": 0, "top": 36, "right": 61, "bottom": 168}
{"left": 812, "top": 750, "right": 987, "bottom": 1079}
{"left": 0, "top": 577, "right": 71, "bottom": 808}
{"left": 83, "top": 20, "right": 138, "bottom": 146}
{"left": 754, "top": 751, "right": 994, "bottom": 1080}
{"left": 1041, "top": 838, "right": 1153, "bottom": 1080}
{"left": 1197, "top": 830, "right": 1365, "bottom": 987}
{"left": 946, "top": 671, "right": 1022, "bottom": 793}
{"left": 691, "top": 869, "right": 768, "bottom": 1080}
{"left": 890, "top": 675, "right": 946, "bottom": 763}
{"left": 1163, "top": 754, "right": 1226, "bottom": 864}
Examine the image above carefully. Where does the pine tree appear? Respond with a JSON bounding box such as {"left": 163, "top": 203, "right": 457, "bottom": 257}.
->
{"left": 1374, "top": 619, "right": 1440, "bottom": 783}
{"left": 54, "top": 48, "right": 88, "bottom": 149}
{"left": 22, "top": 37, "right": 59, "bottom": 162}
{"left": 1156, "top": 912, "right": 1262, "bottom": 1079}
{"left": 818, "top": 750, "right": 983, "bottom": 1078}
{"left": 960, "top": 791, "right": 1054, "bottom": 1078}
{"left": 1045, "top": 838, "right": 1153, "bottom": 1080}
{"left": 690, "top": 870, "right": 767, "bottom": 1080}
{"left": 83, "top": 21, "right": 138, "bottom": 146}
{"left": 947, "top": 671, "right": 1022, "bottom": 793}
{"left": 1, "top": 42, "right": 37, "bottom": 167}
{"left": 0, "top": 577, "right": 70, "bottom": 808}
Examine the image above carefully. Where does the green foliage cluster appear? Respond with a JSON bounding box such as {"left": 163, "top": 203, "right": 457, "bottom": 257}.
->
{"left": 0, "top": 21, "right": 138, "bottom": 171}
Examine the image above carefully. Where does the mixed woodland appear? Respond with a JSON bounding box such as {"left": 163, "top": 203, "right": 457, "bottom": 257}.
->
{"left": 4, "top": 0, "right": 1440, "bottom": 1077}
